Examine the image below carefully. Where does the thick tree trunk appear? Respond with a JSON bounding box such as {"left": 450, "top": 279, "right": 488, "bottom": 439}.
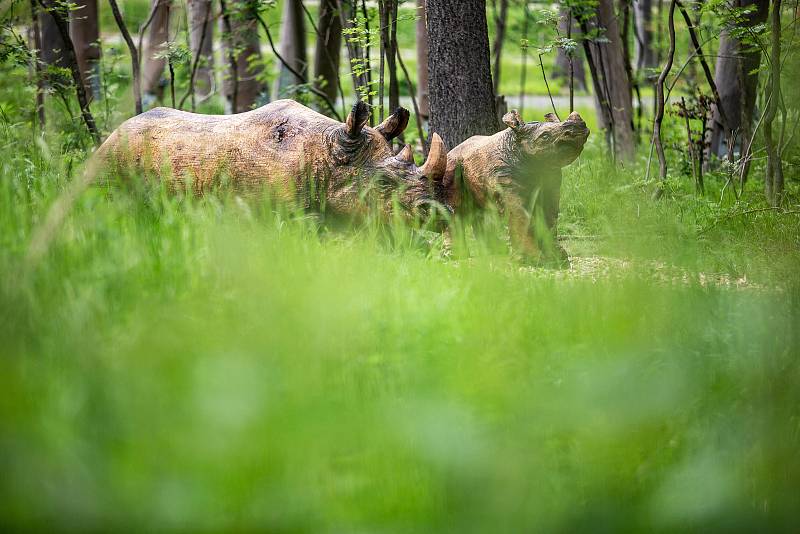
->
{"left": 427, "top": 0, "right": 498, "bottom": 149}
{"left": 313, "top": 0, "right": 342, "bottom": 104}
{"left": 553, "top": 8, "right": 586, "bottom": 91}
{"left": 415, "top": 0, "right": 430, "bottom": 119}
{"left": 69, "top": 0, "right": 101, "bottom": 101}
{"left": 708, "top": 0, "right": 769, "bottom": 162}
{"left": 275, "top": 0, "right": 307, "bottom": 98}
{"left": 187, "top": 0, "right": 214, "bottom": 99}
{"left": 141, "top": 0, "right": 171, "bottom": 99}
{"left": 634, "top": 0, "right": 657, "bottom": 73}
{"left": 221, "top": 1, "right": 265, "bottom": 113}
{"left": 586, "top": 0, "right": 635, "bottom": 161}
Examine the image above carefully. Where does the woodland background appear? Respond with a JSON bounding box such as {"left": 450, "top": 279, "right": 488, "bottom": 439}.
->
{"left": 1, "top": 0, "right": 799, "bottom": 531}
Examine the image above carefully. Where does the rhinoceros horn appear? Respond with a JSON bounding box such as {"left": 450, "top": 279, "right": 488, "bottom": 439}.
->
{"left": 345, "top": 101, "right": 371, "bottom": 138}
{"left": 396, "top": 144, "right": 415, "bottom": 164}
{"left": 420, "top": 133, "right": 447, "bottom": 183}
{"left": 502, "top": 109, "right": 524, "bottom": 130}
{"left": 376, "top": 108, "right": 410, "bottom": 142}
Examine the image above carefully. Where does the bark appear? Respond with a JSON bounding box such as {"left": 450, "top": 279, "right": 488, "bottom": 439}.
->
{"left": 221, "top": 1, "right": 265, "bottom": 113}
{"left": 708, "top": 0, "right": 769, "bottom": 161}
{"left": 553, "top": 8, "right": 587, "bottom": 91}
{"left": 491, "top": 0, "right": 509, "bottom": 95}
{"left": 652, "top": 0, "right": 676, "bottom": 198}
{"left": 764, "top": 0, "right": 783, "bottom": 205}
{"left": 69, "top": 0, "right": 101, "bottom": 101}
{"left": 427, "top": 0, "right": 498, "bottom": 149}
{"left": 415, "top": 0, "right": 430, "bottom": 119}
{"left": 30, "top": 0, "right": 46, "bottom": 129}
{"left": 37, "top": 3, "right": 67, "bottom": 70}
{"left": 387, "top": 1, "right": 400, "bottom": 116}
{"left": 634, "top": 0, "right": 657, "bottom": 73}
{"left": 187, "top": 0, "right": 214, "bottom": 99}
{"left": 37, "top": 0, "right": 100, "bottom": 144}
{"left": 141, "top": 0, "right": 171, "bottom": 98}
{"left": 275, "top": 0, "right": 307, "bottom": 98}
{"left": 586, "top": 0, "right": 635, "bottom": 161}
{"left": 313, "top": 0, "right": 342, "bottom": 104}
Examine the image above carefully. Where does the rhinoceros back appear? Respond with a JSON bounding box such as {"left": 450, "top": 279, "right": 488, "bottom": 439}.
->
{"left": 99, "top": 100, "right": 338, "bottom": 193}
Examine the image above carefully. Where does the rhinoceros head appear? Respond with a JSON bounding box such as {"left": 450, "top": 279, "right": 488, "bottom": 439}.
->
{"left": 501, "top": 109, "right": 589, "bottom": 168}
{"left": 326, "top": 102, "right": 447, "bottom": 211}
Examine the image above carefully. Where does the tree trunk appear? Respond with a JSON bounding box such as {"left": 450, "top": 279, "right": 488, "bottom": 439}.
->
{"left": 553, "top": 8, "right": 586, "bottom": 91}
{"left": 37, "top": 4, "right": 67, "bottom": 71}
{"left": 707, "top": 0, "right": 769, "bottom": 162}
{"left": 29, "top": 0, "right": 46, "bottom": 129}
{"left": 764, "top": 0, "right": 783, "bottom": 205}
{"left": 221, "top": 1, "right": 265, "bottom": 113}
{"left": 107, "top": 0, "right": 143, "bottom": 115}
{"left": 37, "top": 0, "right": 99, "bottom": 144}
{"left": 313, "top": 0, "right": 342, "bottom": 104}
{"left": 275, "top": 0, "right": 307, "bottom": 98}
{"left": 415, "top": 0, "right": 430, "bottom": 119}
{"left": 491, "top": 0, "right": 509, "bottom": 95}
{"left": 69, "top": 0, "right": 101, "bottom": 101}
{"left": 634, "top": 0, "right": 657, "bottom": 74}
{"left": 586, "top": 0, "right": 635, "bottom": 161}
{"left": 141, "top": 0, "right": 171, "bottom": 99}
{"left": 427, "top": 0, "right": 498, "bottom": 149}
{"left": 187, "top": 0, "right": 214, "bottom": 99}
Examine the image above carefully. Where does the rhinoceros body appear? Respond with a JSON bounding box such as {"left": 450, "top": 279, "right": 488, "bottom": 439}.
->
{"left": 443, "top": 110, "right": 590, "bottom": 263}
{"left": 97, "top": 100, "right": 446, "bottom": 215}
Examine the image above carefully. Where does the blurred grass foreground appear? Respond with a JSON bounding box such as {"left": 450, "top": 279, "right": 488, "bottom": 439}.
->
{"left": 0, "top": 144, "right": 799, "bottom": 531}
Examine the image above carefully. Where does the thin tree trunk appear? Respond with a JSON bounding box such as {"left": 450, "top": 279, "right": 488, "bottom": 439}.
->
{"left": 29, "top": 0, "right": 46, "bottom": 129}
{"left": 553, "top": 9, "right": 586, "bottom": 91}
{"left": 69, "top": 0, "right": 101, "bottom": 101}
{"left": 219, "top": 0, "right": 239, "bottom": 114}
{"left": 313, "top": 0, "right": 342, "bottom": 107}
{"left": 221, "top": 0, "right": 265, "bottom": 113}
{"left": 491, "top": 0, "right": 509, "bottom": 95}
{"left": 675, "top": 1, "right": 727, "bottom": 134}
{"left": 416, "top": 0, "right": 430, "bottom": 119}
{"left": 141, "top": 0, "right": 171, "bottom": 99}
{"left": 387, "top": 0, "right": 400, "bottom": 116}
{"left": 427, "top": 0, "right": 498, "bottom": 149}
{"left": 580, "top": 18, "right": 614, "bottom": 153}
{"left": 764, "top": 0, "right": 783, "bottom": 205}
{"left": 588, "top": 0, "right": 635, "bottom": 161}
{"left": 634, "top": 0, "right": 657, "bottom": 73}
{"left": 187, "top": 0, "right": 214, "bottom": 100}
{"left": 37, "top": 0, "right": 100, "bottom": 144}
{"left": 275, "top": 0, "right": 307, "bottom": 98}
{"left": 652, "top": 0, "right": 676, "bottom": 198}
{"left": 107, "top": 0, "right": 143, "bottom": 115}
{"left": 707, "top": 0, "right": 769, "bottom": 163}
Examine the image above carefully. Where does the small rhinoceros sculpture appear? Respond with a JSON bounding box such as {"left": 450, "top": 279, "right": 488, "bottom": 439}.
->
{"left": 96, "top": 99, "right": 447, "bottom": 216}
{"left": 441, "top": 109, "right": 590, "bottom": 264}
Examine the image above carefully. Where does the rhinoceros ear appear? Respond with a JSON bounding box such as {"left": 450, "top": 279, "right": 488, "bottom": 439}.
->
{"left": 543, "top": 112, "right": 560, "bottom": 123}
{"left": 502, "top": 109, "right": 524, "bottom": 130}
{"left": 376, "top": 107, "right": 410, "bottom": 142}
{"left": 420, "top": 133, "right": 447, "bottom": 183}
{"left": 345, "top": 101, "right": 371, "bottom": 138}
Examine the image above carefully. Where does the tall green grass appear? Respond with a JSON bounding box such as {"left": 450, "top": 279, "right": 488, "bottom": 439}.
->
{"left": 1, "top": 122, "right": 799, "bottom": 531}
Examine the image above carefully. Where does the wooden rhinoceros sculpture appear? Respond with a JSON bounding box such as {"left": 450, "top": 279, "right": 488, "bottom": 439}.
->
{"left": 96, "top": 99, "right": 447, "bottom": 216}
{"left": 442, "top": 110, "right": 590, "bottom": 264}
